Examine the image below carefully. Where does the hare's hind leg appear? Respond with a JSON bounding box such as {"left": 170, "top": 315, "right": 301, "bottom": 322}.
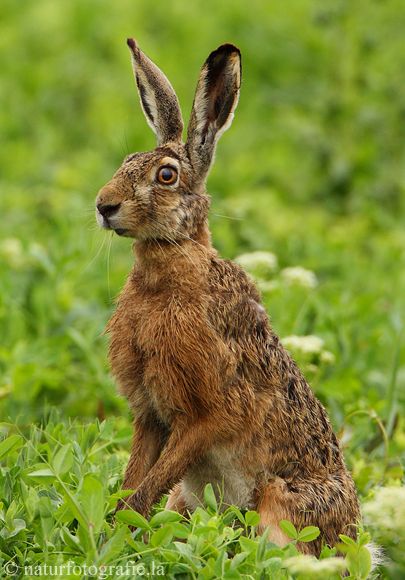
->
{"left": 255, "top": 476, "right": 291, "bottom": 547}
{"left": 255, "top": 473, "right": 360, "bottom": 556}
{"left": 166, "top": 482, "right": 188, "bottom": 515}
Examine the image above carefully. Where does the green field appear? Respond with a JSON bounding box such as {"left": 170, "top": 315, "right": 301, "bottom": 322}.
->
{"left": 1, "top": 1, "right": 404, "bottom": 578}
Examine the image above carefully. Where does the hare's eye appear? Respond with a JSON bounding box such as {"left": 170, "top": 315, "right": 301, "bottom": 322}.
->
{"left": 157, "top": 166, "right": 178, "bottom": 185}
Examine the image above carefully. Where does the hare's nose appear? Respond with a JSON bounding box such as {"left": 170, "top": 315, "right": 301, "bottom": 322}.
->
{"left": 97, "top": 202, "right": 121, "bottom": 218}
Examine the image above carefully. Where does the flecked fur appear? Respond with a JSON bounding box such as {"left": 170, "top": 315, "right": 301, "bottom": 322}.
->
{"left": 95, "top": 39, "right": 360, "bottom": 555}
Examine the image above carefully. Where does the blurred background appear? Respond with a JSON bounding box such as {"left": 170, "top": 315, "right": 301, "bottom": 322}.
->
{"left": 1, "top": 0, "right": 404, "bottom": 573}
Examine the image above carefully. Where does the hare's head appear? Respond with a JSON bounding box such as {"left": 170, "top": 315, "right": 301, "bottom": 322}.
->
{"left": 95, "top": 39, "right": 241, "bottom": 241}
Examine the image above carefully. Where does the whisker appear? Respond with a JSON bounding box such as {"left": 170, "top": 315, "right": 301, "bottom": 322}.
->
{"left": 123, "top": 132, "right": 130, "bottom": 156}
{"left": 144, "top": 215, "right": 206, "bottom": 267}
{"left": 154, "top": 238, "right": 166, "bottom": 262}
{"left": 86, "top": 224, "right": 102, "bottom": 233}
{"left": 176, "top": 231, "right": 207, "bottom": 252}
{"left": 106, "top": 231, "right": 114, "bottom": 302}
{"left": 80, "top": 231, "right": 107, "bottom": 274}
{"left": 165, "top": 235, "right": 198, "bottom": 268}
{"left": 148, "top": 221, "right": 195, "bottom": 268}
{"left": 211, "top": 212, "right": 244, "bottom": 221}
{"left": 84, "top": 214, "right": 99, "bottom": 229}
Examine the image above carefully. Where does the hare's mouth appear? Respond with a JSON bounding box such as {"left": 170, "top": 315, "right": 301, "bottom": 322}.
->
{"left": 96, "top": 209, "right": 112, "bottom": 230}
{"left": 114, "top": 228, "right": 129, "bottom": 236}
{"left": 95, "top": 209, "right": 128, "bottom": 236}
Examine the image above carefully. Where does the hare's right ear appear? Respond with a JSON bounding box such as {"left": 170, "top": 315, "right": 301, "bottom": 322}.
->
{"left": 127, "top": 39, "right": 183, "bottom": 145}
{"left": 186, "top": 44, "right": 241, "bottom": 182}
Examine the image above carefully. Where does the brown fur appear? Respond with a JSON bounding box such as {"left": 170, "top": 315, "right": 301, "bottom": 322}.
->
{"left": 95, "top": 39, "right": 360, "bottom": 555}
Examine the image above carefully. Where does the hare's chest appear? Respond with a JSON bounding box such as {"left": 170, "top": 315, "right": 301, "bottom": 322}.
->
{"left": 109, "top": 294, "right": 197, "bottom": 423}
{"left": 135, "top": 304, "right": 195, "bottom": 423}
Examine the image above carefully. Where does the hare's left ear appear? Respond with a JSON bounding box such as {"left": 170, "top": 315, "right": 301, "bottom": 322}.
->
{"left": 186, "top": 44, "right": 241, "bottom": 181}
{"left": 127, "top": 38, "right": 183, "bottom": 145}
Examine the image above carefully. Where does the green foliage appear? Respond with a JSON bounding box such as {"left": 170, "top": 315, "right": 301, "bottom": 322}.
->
{"left": 0, "top": 420, "right": 378, "bottom": 579}
{"left": 338, "top": 531, "right": 374, "bottom": 580}
{"left": 1, "top": 0, "right": 405, "bottom": 577}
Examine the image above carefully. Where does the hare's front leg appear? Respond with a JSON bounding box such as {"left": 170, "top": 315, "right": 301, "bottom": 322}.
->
{"left": 116, "top": 415, "right": 166, "bottom": 511}
{"left": 124, "top": 418, "right": 221, "bottom": 517}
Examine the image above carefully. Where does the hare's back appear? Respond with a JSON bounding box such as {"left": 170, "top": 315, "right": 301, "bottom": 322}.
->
{"left": 208, "top": 256, "right": 274, "bottom": 346}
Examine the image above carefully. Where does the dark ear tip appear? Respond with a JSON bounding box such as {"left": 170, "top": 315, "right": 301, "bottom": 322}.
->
{"left": 127, "top": 38, "right": 137, "bottom": 52}
{"left": 206, "top": 43, "right": 241, "bottom": 69}
{"left": 217, "top": 43, "right": 241, "bottom": 56}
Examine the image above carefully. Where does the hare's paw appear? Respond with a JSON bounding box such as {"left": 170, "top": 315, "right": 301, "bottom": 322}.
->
{"left": 121, "top": 489, "right": 151, "bottom": 518}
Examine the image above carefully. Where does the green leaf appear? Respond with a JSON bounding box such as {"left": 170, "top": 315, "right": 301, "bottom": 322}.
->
{"left": 244, "top": 510, "right": 260, "bottom": 527}
{"left": 126, "top": 537, "right": 149, "bottom": 553}
{"left": 150, "top": 509, "right": 183, "bottom": 527}
{"left": 60, "top": 483, "right": 88, "bottom": 529}
{"left": 23, "top": 486, "right": 38, "bottom": 522}
{"left": 170, "top": 522, "right": 191, "bottom": 539}
{"left": 79, "top": 474, "right": 105, "bottom": 534}
{"left": 171, "top": 563, "right": 193, "bottom": 575}
{"left": 358, "top": 531, "right": 371, "bottom": 547}
{"left": 357, "top": 545, "right": 373, "bottom": 579}
{"left": 0, "top": 434, "right": 23, "bottom": 460}
{"left": 239, "top": 536, "right": 258, "bottom": 555}
{"left": 346, "top": 545, "right": 373, "bottom": 579}
{"left": 115, "top": 510, "right": 151, "bottom": 530}
{"left": 223, "top": 506, "right": 245, "bottom": 525}
{"left": 230, "top": 552, "right": 248, "bottom": 570}
{"left": 257, "top": 527, "right": 269, "bottom": 561}
{"left": 203, "top": 483, "right": 218, "bottom": 511}
{"left": 339, "top": 533, "right": 357, "bottom": 546}
{"left": 27, "top": 468, "right": 56, "bottom": 482}
{"left": 261, "top": 557, "right": 283, "bottom": 574}
{"left": 174, "top": 541, "right": 194, "bottom": 561}
{"left": 52, "top": 444, "right": 73, "bottom": 476}
{"left": 319, "top": 544, "right": 337, "bottom": 558}
{"left": 279, "top": 519, "right": 298, "bottom": 540}
{"left": 99, "top": 526, "right": 128, "bottom": 564}
{"left": 0, "top": 518, "right": 26, "bottom": 539}
{"left": 60, "top": 526, "right": 82, "bottom": 553}
{"left": 150, "top": 525, "right": 174, "bottom": 547}
{"left": 194, "top": 525, "right": 221, "bottom": 538}
{"left": 266, "top": 548, "right": 285, "bottom": 558}
{"left": 190, "top": 506, "right": 210, "bottom": 525}
{"left": 109, "top": 489, "right": 133, "bottom": 510}
{"left": 297, "top": 525, "right": 320, "bottom": 542}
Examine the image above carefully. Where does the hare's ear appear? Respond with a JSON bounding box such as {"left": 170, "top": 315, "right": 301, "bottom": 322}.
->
{"left": 127, "top": 39, "right": 183, "bottom": 145}
{"left": 186, "top": 44, "right": 241, "bottom": 181}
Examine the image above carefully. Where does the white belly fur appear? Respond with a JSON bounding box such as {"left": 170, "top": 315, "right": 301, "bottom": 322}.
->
{"left": 181, "top": 445, "right": 255, "bottom": 511}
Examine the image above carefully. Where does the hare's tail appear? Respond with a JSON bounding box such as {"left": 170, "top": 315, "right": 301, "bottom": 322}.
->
{"left": 367, "top": 541, "right": 386, "bottom": 574}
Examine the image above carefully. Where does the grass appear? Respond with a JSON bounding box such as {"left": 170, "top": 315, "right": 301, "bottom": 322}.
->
{"left": 0, "top": 417, "right": 377, "bottom": 579}
{"left": 1, "top": 0, "right": 405, "bottom": 578}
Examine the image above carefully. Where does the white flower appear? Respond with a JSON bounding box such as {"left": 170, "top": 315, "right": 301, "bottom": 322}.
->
{"left": 320, "top": 350, "right": 336, "bottom": 364}
{"left": 285, "top": 555, "right": 346, "bottom": 576}
{"left": 363, "top": 486, "right": 405, "bottom": 536}
{"left": 0, "top": 238, "right": 25, "bottom": 268}
{"left": 257, "top": 279, "right": 279, "bottom": 293}
{"left": 235, "top": 251, "right": 278, "bottom": 279}
{"left": 281, "top": 266, "right": 318, "bottom": 289}
{"left": 282, "top": 335, "right": 325, "bottom": 355}
{"left": 282, "top": 336, "right": 336, "bottom": 369}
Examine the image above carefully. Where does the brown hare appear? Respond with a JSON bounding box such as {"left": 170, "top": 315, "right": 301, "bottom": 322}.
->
{"left": 95, "top": 39, "right": 361, "bottom": 555}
